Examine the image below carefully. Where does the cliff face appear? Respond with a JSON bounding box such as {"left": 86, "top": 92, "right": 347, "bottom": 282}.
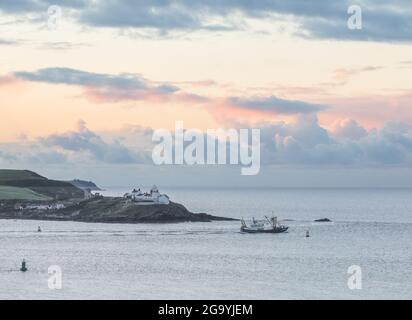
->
{"left": 68, "top": 179, "right": 102, "bottom": 191}
{"left": 0, "top": 197, "right": 234, "bottom": 223}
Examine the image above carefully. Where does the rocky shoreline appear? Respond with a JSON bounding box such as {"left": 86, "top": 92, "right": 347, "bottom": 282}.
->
{"left": 0, "top": 196, "right": 235, "bottom": 224}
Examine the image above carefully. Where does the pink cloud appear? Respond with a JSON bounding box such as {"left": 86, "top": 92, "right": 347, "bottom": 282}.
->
{"left": 0, "top": 75, "right": 21, "bottom": 87}
{"left": 318, "top": 91, "right": 412, "bottom": 130}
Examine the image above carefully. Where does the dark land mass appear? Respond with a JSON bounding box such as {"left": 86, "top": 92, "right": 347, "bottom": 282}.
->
{"left": 0, "top": 198, "right": 234, "bottom": 223}
{"left": 0, "top": 169, "right": 234, "bottom": 223}
{"left": 0, "top": 169, "right": 83, "bottom": 200}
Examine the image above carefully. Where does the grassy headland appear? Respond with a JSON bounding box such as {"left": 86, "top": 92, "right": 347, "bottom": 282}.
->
{"left": 0, "top": 169, "right": 83, "bottom": 200}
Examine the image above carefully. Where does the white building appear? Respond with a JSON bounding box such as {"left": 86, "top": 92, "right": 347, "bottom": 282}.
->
{"left": 18, "top": 203, "right": 65, "bottom": 211}
{"left": 124, "top": 186, "right": 170, "bottom": 205}
{"left": 84, "top": 188, "right": 93, "bottom": 199}
{"left": 84, "top": 188, "right": 102, "bottom": 200}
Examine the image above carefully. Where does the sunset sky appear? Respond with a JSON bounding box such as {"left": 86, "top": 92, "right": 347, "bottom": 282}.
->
{"left": 1, "top": 0, "right": 412, "bottom": 187}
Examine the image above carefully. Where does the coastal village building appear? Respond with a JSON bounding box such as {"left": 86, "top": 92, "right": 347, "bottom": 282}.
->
{"left": 84, "top": 188, "right": 102, "bottom": 200}
{"left": 15, "top": 203, "right": 65, "bottom": 211}
{"left": 84, "top": 188, "right": 93, "bottom": 199}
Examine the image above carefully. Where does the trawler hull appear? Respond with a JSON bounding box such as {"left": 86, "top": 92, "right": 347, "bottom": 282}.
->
{"left": 240, "top": 226, "right": 288, "bottom": 234}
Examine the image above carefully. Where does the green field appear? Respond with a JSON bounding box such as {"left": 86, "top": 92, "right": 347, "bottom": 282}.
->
{"left": 0, "top": 186, "right": 52, "bottom": 200}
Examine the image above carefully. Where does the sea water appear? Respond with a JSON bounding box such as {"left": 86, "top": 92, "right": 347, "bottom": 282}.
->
{"left": 0, "top": 188, "right": 411, "bottom": 299}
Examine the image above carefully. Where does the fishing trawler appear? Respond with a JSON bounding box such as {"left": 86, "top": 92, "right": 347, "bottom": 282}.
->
{"left": 240, "top": 216, "right": 288, "bottom": 234}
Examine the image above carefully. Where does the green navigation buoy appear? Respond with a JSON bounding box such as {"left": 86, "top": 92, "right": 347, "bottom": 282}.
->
{"left": 20, "top": 259, "right": 28, "bottom": 272}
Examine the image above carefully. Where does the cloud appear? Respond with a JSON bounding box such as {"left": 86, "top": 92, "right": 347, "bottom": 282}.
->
{"left": 0, "top": 39, "right": 19, "bottom": 45}
{"left": 0, "top": 0, "right": 86, "bottom": 13}
{"left": 0, "top": 75, "right": 21, "bottom": 87}
{"left": 38, "top": 120, "right": 147, "bottom": 164}
{"left": 228, "top": 96, "right": 327, "bottom": 115}
{"left": 14, "top": 68, "right": 325, "bottom": 115}
{"left": 258, "top": 116, "right": 412, "bottom": 166}
{"left": 77, "top": 0, "right": 344, "bottom": 34}
{"left": 15, "top": 67, "right": 152, "bottom": 88}
{"left": 0, "top": 0, "right": 44, "bottom": 13}
{"left": 14, "top": 67, "right": 183, "bottom": 103}
{"left": 37, "top": 41, "right": 90, "bottom": 50}
{"left": 318, "top": 91, "right": 412, "bottom": 129}
{"left": 332, "top": 119, "right": 368, "bottom": 140}
{"left": 12, "top": 67, "right": 211, "bottom": 104}
{"left": 299, "top": 1, "right": 412, "bottom": 42}
{"left": 0, "top": 144, "right": 67, "bottom": 165}
{"left": 3, "top": 117, "right": 412, "bottom": 169}
{"left": 333, "top": 66, "right": 383, "bottom": 83}
{"left": 1, "top": 0, "right": 411, "bottom": 42}
{"left": 0, "top": 150, "right": 17, "bottom": 162}
{"left": 0, "top": 121, "right": 155, "bottom": 166}
{"left": 78, "top": 0, "right": 229, "bottom": 32}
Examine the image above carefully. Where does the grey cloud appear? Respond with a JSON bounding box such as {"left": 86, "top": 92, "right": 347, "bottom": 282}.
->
{"left": 0, "top": 0, "right": 87, "bottom": 13}
{"left": 0, "top": 0, "right": 44, "bottom": 13}
{"left": 72, "top": 0, "right": 412, "bottom": 42}
{"left": 332, "top": 119, "right": 368, "bottom": 140}
{"left": 258, "top": 116, "right": 412, "bottom": 166}
{"left": 0, "top": 123, "right": 153, "bottom": 166}
{"left": 229, "top": 96, "right": 327, "bottom": 114}
{"left": 1, "top": 0, "right": 411, "bottom": 41}
{"left": 0, "top": 39, "right": 20, "bottom": 45}
{"left": 301, "top": 8, "right": 412, "bottom": 42}
{"left": 79, "top": 0, "right": 203, "bottom": 30}
{"left": 0, "top": 150, "right": 17, "bottom": 162}
{"left": 0, "top": 147, "right": 67, "bottom": 165}
{"left": 15, "top": 67, "right": 147, "bottom": 88}
{"left": 39, "top": 121, "right": 148, "bottom": 164}
{"left": 3, "top": 117, "right": 412, "bottom": 168}
{"left": 14, "top": 67, "right": 181, "bottom": 102}
{"left": 26, "top": 150, "right": 68, "bottom": 165}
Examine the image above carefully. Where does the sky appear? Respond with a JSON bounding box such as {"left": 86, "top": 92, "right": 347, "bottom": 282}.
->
{"left": 1, "top": 0, "right": 412, "bottom": 187}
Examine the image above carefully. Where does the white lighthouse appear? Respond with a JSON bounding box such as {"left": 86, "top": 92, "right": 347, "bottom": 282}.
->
{"left": 124, "top": 185, "right": 170, "bottom": 205}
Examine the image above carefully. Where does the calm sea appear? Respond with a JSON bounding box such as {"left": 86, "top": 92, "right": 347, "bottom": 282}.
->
{"left": 0, "top": 187, "right": 411, "bottom": 299}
